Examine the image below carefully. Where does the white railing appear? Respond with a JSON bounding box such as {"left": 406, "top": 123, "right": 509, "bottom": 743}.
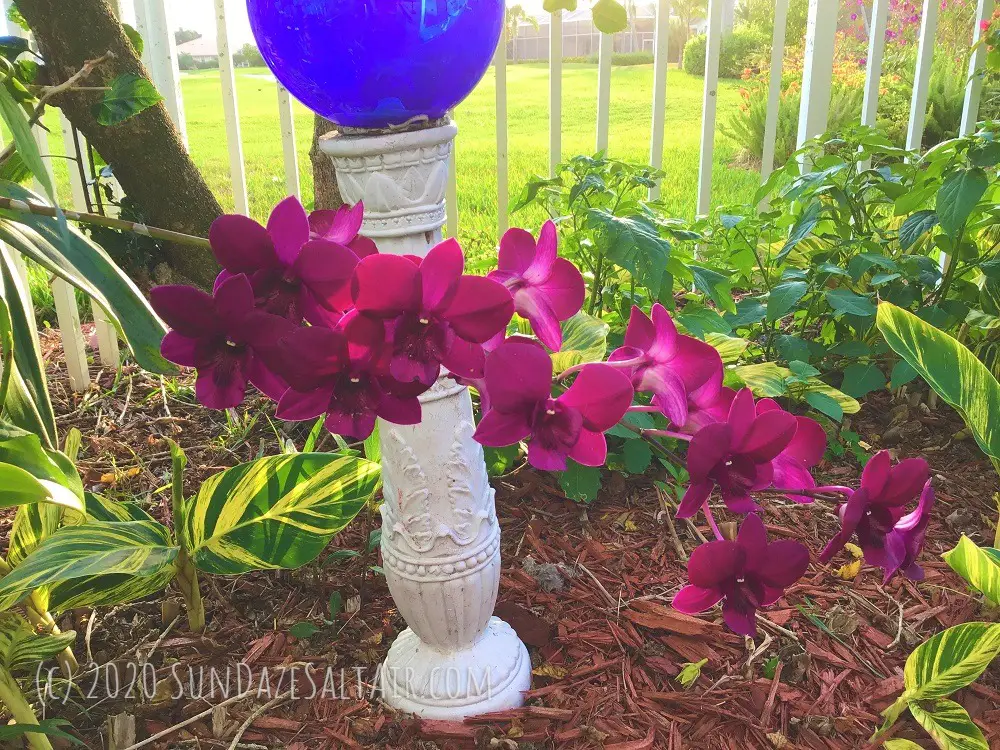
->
{"left": 7, "top": 0, "right": 996, "bottom": 392}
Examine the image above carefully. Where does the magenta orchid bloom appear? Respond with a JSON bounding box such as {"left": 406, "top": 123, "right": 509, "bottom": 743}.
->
{"left": 609, "top": 304, "right": 722, "bottom": 427}
{"left": 474, "top": 338, "right": 633, "bottom": 471}
{"left": 672, "top": 513, "right": 809, "bottom": 636}
{"left": 820, "top": 450, "right": 930, "bottom": 570}
{"left": 679, "top": 368, "right": 735, "bottom": 434}
{"left": 352, "top": 238, "right": 515, "bottom": 388}
{"left": 151, "top": 274, "right": 288, "bottom": 409}
{"left": 209, "top": 196, "right": 363, "bottom": 326}
{"left": 308, "top": 201, "right": 379, "bottom": 258}
{"left": 881, "top": 480, "right": 935, "bottom": 582}
{"left": 487, "top": 221, "right": 585, "bottom": 351}
{"left": 756, "top": 398, "right": 826, "bottom": 503}
{"left": 271, "top": 313, "right": 421, "bottom": 440}
{"left": 677, "top": 389, "right": 799, "bottom": 518}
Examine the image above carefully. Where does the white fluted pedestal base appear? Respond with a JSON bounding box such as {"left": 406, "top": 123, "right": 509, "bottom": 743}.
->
{"left": 379, "top": 617, "right": 531, "bottom": 719}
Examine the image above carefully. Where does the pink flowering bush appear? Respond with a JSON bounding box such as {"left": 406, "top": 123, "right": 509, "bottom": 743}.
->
{"left": 149, "top": 198, "right": 936, "bottom": 637}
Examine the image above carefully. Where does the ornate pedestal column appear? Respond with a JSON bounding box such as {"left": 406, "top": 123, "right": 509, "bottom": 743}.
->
{"left": 321, "top": 121, "right": 531, "bottom": 720}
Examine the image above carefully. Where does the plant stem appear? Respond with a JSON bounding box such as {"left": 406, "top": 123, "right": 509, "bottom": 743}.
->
{"left": 703, "top": 504, "right": 724, "bottom": 541}
{"left": 642, "top": 429, "right": 693, "bottom": 442}
{"left": 170, "top": 445, "right": 204, "bottom": 632}
{"left": 614, "top": 418, "right": 684, "bottom": 465}
{"left": 0, "top": 665, "right": 52, "bottom": 750}
{"left": 0, "top": 195, "right": 211, "bottom": 249}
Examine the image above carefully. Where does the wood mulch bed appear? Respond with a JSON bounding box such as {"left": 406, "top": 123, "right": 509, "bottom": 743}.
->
{"left": 6, "top": 328, "right": 999, "bottom": 749}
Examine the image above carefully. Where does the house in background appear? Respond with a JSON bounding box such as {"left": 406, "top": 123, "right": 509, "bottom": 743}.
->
{"left": 176, "top": 36, "right": 218, "bottom": 69}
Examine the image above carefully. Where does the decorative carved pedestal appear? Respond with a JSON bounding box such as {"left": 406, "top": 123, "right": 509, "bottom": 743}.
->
{"left": 321, "top": 122, "right": 531, "bottom": 719}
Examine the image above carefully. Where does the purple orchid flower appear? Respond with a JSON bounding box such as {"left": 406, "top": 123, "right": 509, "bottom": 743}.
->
{"left": 820, "top": 450, "right": 930, "bottom": 570}
{"left": 756, "top": 398, "right": 827, "bottom": 503}
{"left": 271, "top": 312, "right": 422, "bottom": 440}
{"left": 473, "top": 338, "right": 633, "bottom": 471}
{"left": 151, "top": 274, "right": 289, "bottom": 409}
{"left": 673, "top": 513, "right": 810, "bottom": 636}
{"left": 881, "top": 480, "right": 935, "bottom": 582}
{"left": 678, "top": 368, "right": 735, "bottom": 434}
{"left": 308, "top": 201, "right": 379, "bottom": 258}
{"left": 352, "top": 238, "right": 515, "bottom": 388}
{"left": 209, "top": 196, "right": 363, "bottom": 326}
{"left": 487, "top": 221, "right": 585, "bottom": 351}
{"left": 608, "top": 304, "right": 722, "bottom": 427}
{"left": 677, "top": 389, "right": 800, "bottom": 518}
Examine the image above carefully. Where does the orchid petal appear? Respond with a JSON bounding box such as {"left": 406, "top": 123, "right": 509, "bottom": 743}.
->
{"left": 686, "top": 423, "right": 731, "bottom": 482}
{"left": 623, "top": 305, "right": 656, "bottom": 351}
{"left": 535, "top": 257, "right": 585, "bottom": 319}
{"left": 443, "top": 276, "right": 515, "bottom": 343}
{"left": 861, "top": 450, "right": 892, "bottom": 496}
{"left": 293, "top": 239, "right": 359, "bottom": 312}
{"left": 568, "top": 428, "right": 607, "bottom": 467}
{"left": 161, "top": 331, "right": 200, "bottom": 368}
{"left": 526, "top": 441, "right": 569, "bottom": 471}
{"left": 421, "top": 238, "right": 465, "bottom": 312}
{"left": 642, "top": 365, "right": 689, "bottom": 426}
{"left": 474, "top": 408, "right": 532, "bottom": 447}
{"left": 352, "top": 254, "right": 421, "bottom": 316}
{"left": 771, "top": 455, "right": 817, "bottom": 503}
{"left": 267, "top": 196, "right": 310, "bottom": 265}
{"left": 726, "top": 388, "right": 757, "bottom": 447}
{"left": 559, "top": 363, "right": 633, "bottom": 432}
{"left": 522, "top": 220, "right": 558, "bottom": 283}
{"left": 648, "top": 304, "right": 680, "bottom": 360}
{"left": 497, "top": 227, "right": 537, "bottom": 275}
{"left": 149, "top": 285, "right": 220, "bottom": 337}
{"left": 513, "top": 286, "right": 562, "bottom": 351}
{"left": 325, "top": 409, "right": 377, "bottom": 441}
{"left": 672, "top": 585, "right": 724, "bottom": 614}
{"left": 443, "top": 337, "right": 486, "bottom": 380}
{"left": 309, "top": 202, "right": 363, "bottom": 243}
{"left": 736, "top": 513, "right": 768, "bottom": 560}
{"left": 784, "top": 416, "right": 826, "bottom": 467}
{"left": 722, "top": 600, "right": 757, "bottom": 637}
{"left": 756, "top": 540, "right": 809, "bottom": 588}
{"left": 674, "top": 335, "right": 723, "bottom": 390}
{"left": 376, "top": 393, "right": 422, "bottom": 425}
{"left": 736, "top": 409, "right": 798, "bottom": 462}
{"left": 214, "top": 273, "right": 256, "bottom": 325}
{"left": 276, "top": 386, "right": 333, "bottom": 421}
{"left": 676, "top": 479, "right": 714, "bottom": 518}
{"left": 878, "top": 457, "right": 930, "bottom": 506}
{"left": 246, "top": 352, "right": 289, "bottom": 402}
{"left": 208, "top": 214, "right": 278, "bottom": 273}
{"left": 895, "top": 481, "right": 934, "bottom": 532}
{"left": 483, "top": 338, "right": 552, "bottom": 411}
{"left": 195, "top": 358, "right": 248, "bottom": 410}
{"left": 688, "top": 540, "right": 743, "bottom": 587}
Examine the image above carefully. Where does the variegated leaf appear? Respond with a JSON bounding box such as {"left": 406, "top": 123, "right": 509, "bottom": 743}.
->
{"left": 909, "top": 699, "right": 988, "bottom": 750}
{"left": 0, "top": 420, "right": 83, "bottom": 500}
{"left": 884, "top": 741, "right": 925, "bottom": 750}
{"left": 706, "top": 332, "right": 749, "bottom": 364}
{"left": 0, "top": 521, "right": 178, "bottom": 611}
{"left": 550, "top": 312, "right": 609, "bottom": 375}
{"left": 7, "top": 503, "right": 60, "bottom": 567}
{"left": 943, "top": 537, "right": 1000, "bottom": 605}
{"left": 183, "top": 454, "right": 380, "bottom": 575}
{"left": 903, "top": 623, "right": 1000, "bottom": 703}
{"left": 0, "top": 613, "right": 76, "bottom": 673}
{"left": 732, "top": 362, "right": 861, "bottom": 414}
{"left": 0, "top": 463, "right": 80, "bottom": 511}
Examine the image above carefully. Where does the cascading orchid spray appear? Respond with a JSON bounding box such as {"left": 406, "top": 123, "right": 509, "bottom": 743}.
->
{"left": 150, "top": 198, "right": 936, "bottom": 637}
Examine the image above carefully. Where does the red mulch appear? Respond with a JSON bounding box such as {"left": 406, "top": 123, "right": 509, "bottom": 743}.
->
{"left": 9, "top": 329, "right": 999, "bottom": 749}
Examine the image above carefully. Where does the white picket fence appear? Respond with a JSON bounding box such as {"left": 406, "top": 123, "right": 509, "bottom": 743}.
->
{"left": 6, "top": 0, "right": 998, "bottom": 393}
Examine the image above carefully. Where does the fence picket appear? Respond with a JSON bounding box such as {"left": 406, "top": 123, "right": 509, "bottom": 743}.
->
{"left": 135, "top": 0, "right": 188, "bottom": 147}
{"left": 760, "top": 0, "right": 789, "bottom": 183}
{"left": 277, "top": 84, "right": 301, "bottom": 200}
{"left": 495, "top": 34, "right": 509, "bottom": 235}
{"left": 549, "top": 9, "right": 563, "bottom": 177}
{"left": 648, "top": 0, "right": 670, "bottom": 200}
{"left": 961, "top": 0, "right": 995, "bottom": 135}
{"left": 696, "top": 0, "right": 723, "bottom": 216}
{"left": 447, "top": 113, "right": 458, "bottom": 238}
{"left": 905, "top": 0, "right": 940, "bottom": 151}
{"left": 596, "top": 32, "right": 613, "bottom": 153}
{"left": 796, "top": 0, "right": 838, "bottom": 153}
{"left": 861, "top": 0, "right": 889, "bottom": 127}
{"left": 214, "top": 0, "right": 249, "bottom": 215}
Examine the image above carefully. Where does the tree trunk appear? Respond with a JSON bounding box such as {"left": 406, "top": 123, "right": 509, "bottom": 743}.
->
{"left": 18, "top": 0, "right": 221, "bottom": 287}
{"left": 309, "top": 114, "right": 343, "bottom": 211}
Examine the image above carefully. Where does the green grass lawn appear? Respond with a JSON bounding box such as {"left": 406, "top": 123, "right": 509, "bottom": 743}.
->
{"left": 41, "top": 63, "right": 759, "bottom": 255}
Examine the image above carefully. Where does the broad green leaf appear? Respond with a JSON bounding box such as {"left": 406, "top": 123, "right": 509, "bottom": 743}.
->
{"left": 676, "top": 307, "right": 730, "bottom": 338}
{"left": 588, "top": 210, "right": 670, "bottom": 289}
{"left": 805, "top": 391, "right": 844, "bottom": 421}
{"left": 890, "top": 359, "right": 919, "bottom": 388}
{"left": 902, "top": 622, "right": 1000, "bottom": 703}
{"left": 0, "top": 84, "right": 53, "bottom": 202}
{"left": 184, "top": 454, "right": 380, "bottom": 575}
{"left": 0, "top": 297, "right": 11, "bottom": 411}
{"left": 92, "top": 74, "right": 163, "bottom": 126}
{"left": 0, "top": 463, "right": 80, "bottom": 511}
{"left": 45, "top": 566, "right": 174, "bottom": 613}
{"left": 0, "top": 420, "right": 82, "bottom": 500}
{"left": 0, "top": 241, "right": 57, "bottom": 445}
{"left": 899, "top": 209, "right": 938, "bottom": 250}
{"left": 122, "top": 23, "right": 144, "bottom": 55}
{"left": 733, "top": 362, "right": 860, "bottom": 415}
{"left": 766, "top": 281, "right": 807, "bottom": 321}
{"left": 724, "top": 299, "right": 766, "bottom": 328}
{"left": 826, "top": 289, "right": 877, "bottom": 317}
{"left": 705, "top": 332, "right": 748, "bottom": 364}
{"left": 778, "top": 200, "right": 821, "bottom": 261}
{"left": 592, "top": 0, "right": 627, "bottom": 32}
{"left": 943, "top": 536, "right": 1000, "bottom": 605}
{"left": 0, "top": 182, "right": 171, "bottom": 374}
{"left": 0, "top": 718, "right": 83, "bottom": 745}
{"left": 623, "top": 439, "right": 652, "bottom": 474}
{"left": 550, "top": 312, "right": 609, "bottom": 374}
{"left": 883, "top": 741, "right": 924, "bottom": 750}
{"left": 559, "top": 460, "right": 602, "bottom": 503}
{"left": 909, "top": 699, "right": 988, "bottom": 750}
{"left": 7, "top": 503, "right": 59, "bottom": 567}
{"left": 937, "top": 167, "right": 988, "bottom": 235}
{"left": 877, "top": 303, "right": 1000, "bottom": 460}
{"left": 484, "top": 444, "right": 520, "bottom": 476}
{"left": 688, "top": 264, "right": 736, "bottom": 314}
{"left": 840, "top": 362, "right": 886, "bottom": 398}
{"left": 0, "top": 520, "right": 178, "bottom": 611}
{"left": 0, "top": 613, "right": 76, "bottom": 673}
{"left": 290, "top": 621, "right": 318, "bottom": 639}
{"left": 363, "top": 421, "right": 381, "bottom": 463}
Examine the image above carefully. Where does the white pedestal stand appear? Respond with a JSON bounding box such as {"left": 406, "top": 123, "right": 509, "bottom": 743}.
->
{"left": 321, "top": 121, "right": 531, "bottom": 719}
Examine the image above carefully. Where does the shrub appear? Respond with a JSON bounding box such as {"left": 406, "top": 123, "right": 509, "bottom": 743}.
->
{"left": 682, "top": 27, "right": 769, "bottom": 79}
{"left": 562, "top": 51, "right": 654, "bottom": 66}
{"left": 722, "top": 82, "right": 862, "bottom": 167}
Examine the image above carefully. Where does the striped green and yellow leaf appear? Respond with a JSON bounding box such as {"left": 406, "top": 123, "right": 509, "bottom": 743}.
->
{"left": 0, "top": 420, "right": 83, "bottom": 500}
{"left": 706, "top": 332, "right": 749, "bottom": 364}
{"left": 884, "top": 740, "right": 924, "bottom": 750}
{"left": 183, "top": 454, "right": 380, "bottom": 575}
{"left": 877, "top": 302, "right": 1000, "bottom": 460}
{"left": 732, "top": 362, "right": 860, "bottom": 414}
{"left": 45, "top": 567, "right": 175, "bottom": 613}
{"left": 0, "top": 463, "right": 80, "bottom": 512}
{"left": 909, "top": 699, "right": 988, "bottom": 750}
{"left": 7, "top": 503, "right": 60, "bottom": 567}
{"left": 943, "top": 536, "right": 1000, "bottom": 606}
{"left": 902, "top": 622, "right": 1000, "bottom": 703}
{"left": 550, "top": 312, "right": 609, "bottom": 375}
{"left": 0, "top": 521, "right": 178, "bottom": 611}
{"left": 0, "top": 613, "right": 76, "bottom": 673}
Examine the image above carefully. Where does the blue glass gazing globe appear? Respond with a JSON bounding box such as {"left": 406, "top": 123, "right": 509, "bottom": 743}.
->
{"left": 247, "top": 0, "right": 504, "bottom": 129}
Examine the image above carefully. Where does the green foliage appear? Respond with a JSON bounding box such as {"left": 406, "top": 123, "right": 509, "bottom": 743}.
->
{"left": 92, "top": 74, "right": 163, "bottom": 126}
{"left": 682, "top": 28, "right": 769, "bottom": 79}
{"left": 943, "top": 536, "right": 1000, "bottom": 606}
{"left": 559, "top": 460, "right": 602, "bottom": 502}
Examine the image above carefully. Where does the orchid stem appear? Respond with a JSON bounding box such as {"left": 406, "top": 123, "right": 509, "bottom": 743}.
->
{"left": 759, "top": 486, "right": 853, "bottom": 502}
{"left": 613, "top": 418, "right": 684, "bottom": 465}
{"left": 558, "top": 354, "right": 646, "bottom": 380}
{"left": 628, "top": 405, "right": 660, "bottom": 412}
{"left": 703, "top": 504, "right": 725, "bottom": 541}
{"left": 641, "top": 429, "right": 692, "bottom": 442}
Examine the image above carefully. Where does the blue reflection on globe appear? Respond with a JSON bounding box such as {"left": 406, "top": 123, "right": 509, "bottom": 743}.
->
{"left": 247, "top": 0, "right": 504, "bottom": 129}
